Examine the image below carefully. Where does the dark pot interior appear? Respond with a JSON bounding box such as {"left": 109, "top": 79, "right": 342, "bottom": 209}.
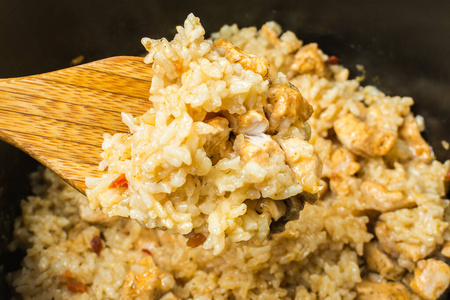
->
{"left": 1, "top": 0, "right": 449, "bottom": 297}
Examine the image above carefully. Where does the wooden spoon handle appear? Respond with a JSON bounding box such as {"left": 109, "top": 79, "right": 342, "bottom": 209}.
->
{"left": 0, "top": 56, "right": 153, "bottom": 194}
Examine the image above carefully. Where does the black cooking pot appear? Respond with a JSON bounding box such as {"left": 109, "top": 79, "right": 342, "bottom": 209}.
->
{"left": 1, "top": 0, "right": 450, "bottom": 298}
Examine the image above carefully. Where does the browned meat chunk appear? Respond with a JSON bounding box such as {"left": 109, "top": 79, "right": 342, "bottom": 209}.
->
{"left": 214, "top": 38, "right": 269, "bottom": 77}
{"left": 265, "top": 83, "right": 313, "bottom": 133}
{"left": 334, "top": 114, "right": 396, "bottom": 157}
{"left": 291, "top": 43, "right": 326, "bottom": 77}
{"left": 360, "top": 181, "right": 414, "bottom": 212}
{"left": 399, "top": 113, "right": 433, "bottom": 162}
{"left": 364, "top": 242, "right": 405, "bottom": 281}
{"left": 410, "top": 259, "right": 450, "bottom": 300}
{"left": 355, "top": 280, "right": 411, "bottom": 300}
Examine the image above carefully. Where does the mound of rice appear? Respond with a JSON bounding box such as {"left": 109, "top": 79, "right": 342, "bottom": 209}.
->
{"left": 6, "top": 14, "right": 450, "bottom": 300}
{"left": 85, "top": 14, "right": 323, "bottom": 254}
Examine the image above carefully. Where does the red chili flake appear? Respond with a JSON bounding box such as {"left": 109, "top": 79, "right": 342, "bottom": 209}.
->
{"left": 90, "top": 236, "right": 103, "bottom": 255}
{"left": 327, "top": 55, "right": 339, "bottom": 64}
{"left": 108, "top": 173, "right": 128, "bottom": 189}
{"left": 186, "top": 233, "right": 206, "bottom": 248}
{"left": 445, "top": 172, "right": 450, "bottom": 181}
{"left": 67, "top": 278, "right": 87, "bottom": 293}
{"left": 62, "top": 270, "right": 72, "bottom": 279}
{"left": 141, "top": 249, "right": 153, "bottom": 256}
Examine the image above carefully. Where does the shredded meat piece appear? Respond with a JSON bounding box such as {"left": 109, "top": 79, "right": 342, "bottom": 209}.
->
{"left": 203, "top": 117, "right": 232, "bottom": 164}
{"left": 109, "top": 173, "right": 128, "bottom": 189}
{"left": 265, "top": 83, "right": 313, "bottom": 133}
{"left": 121, "top": 256, "right": 173, "bottom": 299}
{"left": 355, "top": 280, "right": 411, "bottom": 299}
{"left": 237, "top": 134, "right": 284, "bottom": 165}
{"left": 364, "top": 242, "right": 405, "bottom": 281}
{"left": 186, "top": 233, "right": 207, "bottom": 248}
{"left": 360, "top": 181, "right": 414, "bottom": 212}
{"left": 374, "top": 221, "right": 399, "bottom": 257}
{"left": 375, "top": 219, "right": 437, "bottom": 262}
{"left": 214, "top": 38, "right": 269, "bottom": 77}
{"left": 90, "top": 236, "right": 102, "bottom": 255}
{"left": 399, "top": 113, "right": 433, "bottom": 162}
{"left": 410, "top": 259, "right": 450, "bottom": 300}
{"left": 278, "top": 137, "right": 323, "bottom": 194}
{"left": 291, "top": 43, "right": 326, "bottom": 77}
{"left": 228, "top": 110, "right": 269, "bottom": 135}
{"left": 334, "top": 114, "right": 396, "bottom": 157}
{"left": 330, "top": 148, "right": 360, "bottom": 176}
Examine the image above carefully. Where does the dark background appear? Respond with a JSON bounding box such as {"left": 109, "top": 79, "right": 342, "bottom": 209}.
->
{"left": 1, "top": 0, "right": 449, "bottom": 298}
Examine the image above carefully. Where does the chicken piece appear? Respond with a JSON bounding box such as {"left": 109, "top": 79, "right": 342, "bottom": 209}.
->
{"left": 265, "top": 83, "right": 313, "bottom": 133}
{"left": 121, "top": 256, "right": 174, "bottom": 299}
{"left": 355, "top": 280, "right": 411, "bottom": 300}
{"left": 330, "top": 148, "right": 360, "bottom": 176}
{"left": 291, "top": 43, "right": 326, "bottom": 77}
{"left": 228, "top": 109, "right": 269, "bottom": 135}
{"left": 397, "top": 243, "right": 430, "bottom": 263}
{"left": 399, "top": 114, "right": 433, "bottom": 163}
{"left": 278, "top": 137, "right": 323, "bottom": 194}
{"left": 375, "top": 221, "right": 399, "bottom": 257}
{"left": 364, "top": 242, "right": 405, "bottom": 281}
{"left": 203, "top": 117, "right": 232, "bottom": 164}
{"left": 214, "top": 38, "right": 269, "bottom": 77}
{"left": 237, "top": 134, "right": 285, "bottom": 165}
{"left": 328, "top": 172, "right": 359, "bottom": 197}
{"left": 410, "top": 259, "right": 450, "bottom": 300}
{"left": 360, "top": 181, "right": 414, "bottom": 212}
{"left": 375, "top": 220, "right": 436, "bottom": 263}
{"left": 334, "top": 114, "right": 396, "bottom": 157}
{"left": 442, "top": 242, "right": 450, "bottom": 258}
{"left": 255, "top": 198, "right": 287, "bottom": 221}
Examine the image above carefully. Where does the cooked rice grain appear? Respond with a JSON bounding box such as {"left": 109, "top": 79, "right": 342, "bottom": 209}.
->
{"left": 7, "top": 14, "right": 450, "bottom": 300}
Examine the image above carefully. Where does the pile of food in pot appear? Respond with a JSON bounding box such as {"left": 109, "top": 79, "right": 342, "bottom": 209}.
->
{"left": 6, "top": 14, "right": 450, "bottom": 300}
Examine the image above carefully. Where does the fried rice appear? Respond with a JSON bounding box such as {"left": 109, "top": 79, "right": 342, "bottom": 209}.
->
{"left": 6, "top": 14, "right": 450, "bottom": 300}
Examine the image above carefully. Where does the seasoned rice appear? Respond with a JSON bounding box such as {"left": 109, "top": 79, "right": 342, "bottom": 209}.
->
{"left": 85, "top": 14, "right": 322, "bottom": 254}
{"left": 6, "top": 14, "right": 450, "bottom": 300}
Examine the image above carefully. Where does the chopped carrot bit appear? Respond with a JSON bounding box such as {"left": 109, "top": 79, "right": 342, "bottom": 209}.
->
{"left": 445, "top": 172, "right": 450, "bottom": 181}
{"left": 67, "top": 278, "right": 87, "bottom": 293}
{"left": 62, "top": 270, "right": 72, "bottom": 279}
{"left": 186, "top": 233, "right": 206, "bottom": 248}
{"left": 109, "top": 174, "right": 128, "bottom": 189}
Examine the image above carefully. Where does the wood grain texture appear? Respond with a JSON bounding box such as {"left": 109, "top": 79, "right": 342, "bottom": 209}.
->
{"left": 0, "top": 56, "right": 153, "bottom": 194}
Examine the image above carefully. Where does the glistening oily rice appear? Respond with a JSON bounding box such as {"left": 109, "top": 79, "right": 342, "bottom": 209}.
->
{"left": 7, "top": 14, "right": 450, "bottom": 300}
{"left": 85, "top": 13, "right": 323, "bottom": 255}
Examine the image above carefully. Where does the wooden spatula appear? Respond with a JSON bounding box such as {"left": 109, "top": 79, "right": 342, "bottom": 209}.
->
{"left": 0, "top": 56, "right": 153, "bottom": 194}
